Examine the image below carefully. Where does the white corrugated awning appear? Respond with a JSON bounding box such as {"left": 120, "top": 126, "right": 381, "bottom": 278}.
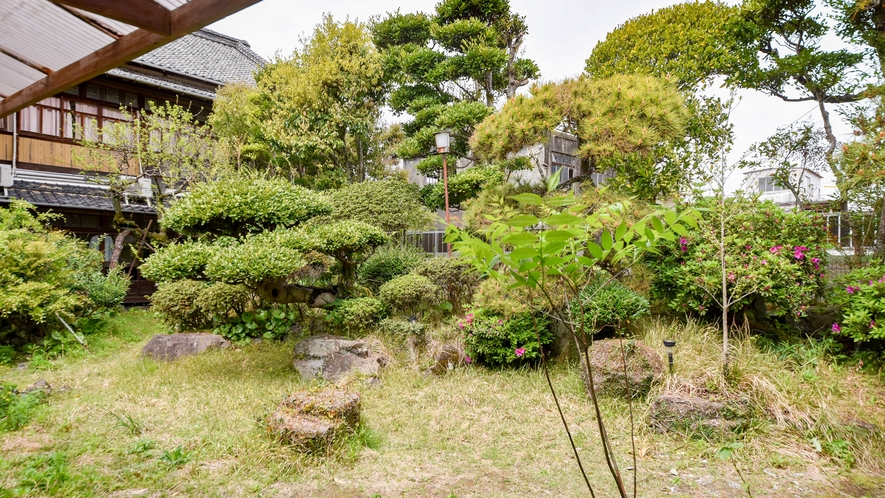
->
{"left": 0, "top": 0, "right": 264, "bottom": 118}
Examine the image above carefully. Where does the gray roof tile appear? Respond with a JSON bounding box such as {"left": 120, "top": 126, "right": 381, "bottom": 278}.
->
{"left": 133, "top": 29, "right": 265, "bottom": 85}
{"left": 0, "top": 181, "right": 155, "bottom": 214}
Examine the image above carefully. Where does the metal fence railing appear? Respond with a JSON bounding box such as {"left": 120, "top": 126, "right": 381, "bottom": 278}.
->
{"left": 403, "top": 230, "right": 448, "bottom": 256}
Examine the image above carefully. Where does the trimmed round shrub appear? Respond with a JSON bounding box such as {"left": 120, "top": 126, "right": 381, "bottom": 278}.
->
{"left": 461, "top": 308, "right": 552, "bottom": 368}
{"left": 573, "top": 279, "right": 649, "bottom": 332}
{"left": 413, "top": 257, "right": 479, "bottom": 313}
{"left": 379, "top": 274, "right": 441, "bottom": 317}
{"left": 358, "top": 243, "right": 428, "bottom": 291}
{"left": 149, "top": 280, "right": 211, "bottom": 331}
{"left": 195, "top": 282, "right": 254, "bottom": 319}
{"left": 327, "top": 297, "right": 389, "bottom": 335}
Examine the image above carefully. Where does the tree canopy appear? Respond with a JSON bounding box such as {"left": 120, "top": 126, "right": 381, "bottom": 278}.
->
{"left": 371, "top": 0, "right": 540, "bottom": 177}
{"left": 585, "top": 1, "right": 752, "bottom": 91}
{"left": 470, "top": 74, "right": 690, "bottom": 201}
{"left": 211, "top": 15, "right": 390, "bottom": 186}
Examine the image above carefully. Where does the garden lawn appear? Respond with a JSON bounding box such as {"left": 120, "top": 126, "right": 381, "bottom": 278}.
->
{"left": 1, "top": 309, "right": 885, "bottom": 497}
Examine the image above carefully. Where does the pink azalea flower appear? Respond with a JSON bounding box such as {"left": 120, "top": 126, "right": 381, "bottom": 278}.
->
{"left": 515, "top": 347, "right": 526, "bottom": 358}
{"left": 846, "top": 286, "right": 857, "bottom": 295}
{"left": 770, "top": 245, "right": 783, "bottom": 255}
{"left": 464, "top": 356, "right": 472, "bottom": 363}
{"left": 728, "top": 272, "right": 736, "bottom": 283}
{"left": 811, "top": 257, "right": 820, "bottom": 269}
{"left": 832, "top": 323, "right": 842, "bottom": 333}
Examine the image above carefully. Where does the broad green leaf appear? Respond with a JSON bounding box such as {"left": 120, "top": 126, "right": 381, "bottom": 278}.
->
{"left": 644, "top": 226, "right": 656, "bottom": 241}
{"left": 501, "top": 232, "right": 538, "bottom": 246}
{"left": 543, "top": 212, "right": 584, "bottom": 226}
{"left": 504, "top": 214, "right": 539, "bottom": 228}
{"left": 508, "top": 193, "right": 543, "bottom": 205}
{"left": 546, "top": 195, "right": 578, "bottom": 207}
{"left": 664, "top": 210, "right": 677, "bottom": 225}
{"left": 651, "top": 216, "right": 665, "bottom": 233}
{"left": 542, "top": 240, "right": 568, "bottom": 254}
{"left": 671, "top": 223, "right": 688, "bottom": 236}
{"left": 615, "top": 222, "right": 627, "bottom": 241}
{"left": 587, "top": 242, "right": 603, "bottom": 259}
{"left": 544, "top": 230, "right": 579, "bottom": 242}
{"left": 681, "top": 213, "right": 699, "bottom": 228}
{"left": 509, "top": 246, "right": 539, "bottom": 260}
{"left": 546, "top": 172, "right": 561, "bottom": 192}
{"left": 601, "top": 229, "right": 613, "bottom": 250}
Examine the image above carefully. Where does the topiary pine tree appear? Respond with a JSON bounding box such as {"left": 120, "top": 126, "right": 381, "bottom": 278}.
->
{"left": 140, "top": 177, "right": 387, "bottom": 307}
{"left": 371, "top": 0, "right": 540, "bottom": 179}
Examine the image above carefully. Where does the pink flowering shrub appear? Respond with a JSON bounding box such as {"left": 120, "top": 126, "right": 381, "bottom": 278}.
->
{"left": 648, "top": 199, "right": 827, "bottom": 321}
{"left": 831, "top": 265, "right": 885, "bottom": 343}
{"left": 461, "top": 308, "right": 552, "bottom": 368}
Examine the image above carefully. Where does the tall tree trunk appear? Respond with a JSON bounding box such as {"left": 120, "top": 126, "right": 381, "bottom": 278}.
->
{"left": 720, "top": 182, "right": 729, "bottom": 377}
{"left": 108, "top": 229, "right": 131, "bottom": 271}
{"left": 876, "top": 198, "right": 885, "bottom": 259}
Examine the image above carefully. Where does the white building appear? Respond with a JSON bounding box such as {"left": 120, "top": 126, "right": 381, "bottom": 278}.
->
{"left": 741, "top": 167, "right": 823, "bottom": 208}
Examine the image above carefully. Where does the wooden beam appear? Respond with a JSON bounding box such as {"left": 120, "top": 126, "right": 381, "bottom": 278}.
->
{"left": 0, "top": 0, "right": 264, "bottom": 118}
{"left": 0, "top": 47, "right": 54, "bottom": 75}
{"left": 52, "top": 0, "right": 171, "bottom": 35}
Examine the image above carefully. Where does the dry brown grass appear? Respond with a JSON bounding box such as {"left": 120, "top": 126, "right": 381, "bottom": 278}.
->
{"left": 1, "top": 310, "right": 884, "bottom": 497}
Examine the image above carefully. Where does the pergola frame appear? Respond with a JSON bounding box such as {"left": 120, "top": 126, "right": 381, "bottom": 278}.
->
{"left": 0, "top": 0, "right": 263, "bottom": 118}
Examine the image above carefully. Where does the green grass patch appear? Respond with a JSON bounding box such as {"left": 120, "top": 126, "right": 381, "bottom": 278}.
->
{"left": 0, "top": 309, "right": 884, "bottom": 496}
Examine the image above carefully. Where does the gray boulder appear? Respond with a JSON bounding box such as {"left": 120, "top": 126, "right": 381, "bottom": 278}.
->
{"left": 266, "top": 388, "right": 360, "bottom": 451}
{"left": 292, "top": 334, "right": 388, "bottom": 382}
{"left": 141, "top": 333, "right": 230, "bottom": 361}
{"left": 650, "top": 394, "right": 750, "bottom": 435}
{"left": 581, "top": 339, "right": 664, "bottom": 398}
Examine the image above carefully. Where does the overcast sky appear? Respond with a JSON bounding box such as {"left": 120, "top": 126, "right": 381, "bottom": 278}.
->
{"left": 210, "top": 0, "right": 853, "bottom": 190}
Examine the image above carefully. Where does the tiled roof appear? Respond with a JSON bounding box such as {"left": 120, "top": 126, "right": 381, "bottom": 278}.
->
{"left": 132, "top": 29, "right": 265, "bottom": 86}
{"left": 0, "top": 180, "right": 155, "bottom": 214}
{"left": 107, "top": 67, "right": 217, "bottom": 100}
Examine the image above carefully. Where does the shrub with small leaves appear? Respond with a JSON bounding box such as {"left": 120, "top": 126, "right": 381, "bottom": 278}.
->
{"left": 0, "top": 200, "right": 128, "bottom": 344}
{"left": 326, "top": 298, "right": 389, "bottom": 335}
{"left": 149, "top": 280, "right": 211, "bottom": 331}
{"left": 377, "top": 317, "right": 425, "bottom": 338}
{"left": 831, "top": 265, "right": 885, "bottom": 343}
{"left": 358, "top": 243, "right": 428, "bottom": 291}
{"left": 195, "top": 282, "right": 255, "bottom": 319}
{"left": 462, "top": 308, "right": 552, "bottom": 368}
{"left": 379, "top": 274, "right": 441, "bottom": 317}
{"left": 413, "top": 257, "right": 480, "bottom": 313}
{"left": 572, "top": 279, "right": 649, "bottom": 332}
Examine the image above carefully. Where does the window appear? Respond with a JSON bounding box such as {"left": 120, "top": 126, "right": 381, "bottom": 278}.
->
{"left": 16, "top": 83, "right": 141, "bottom": 141}
{"left": 758, "top": 176, "right": 785, "bottom": 192}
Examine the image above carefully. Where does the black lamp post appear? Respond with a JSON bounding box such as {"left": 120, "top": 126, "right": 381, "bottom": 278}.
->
{"left": 663, "top": 339, "right": 676, "bottom": 374}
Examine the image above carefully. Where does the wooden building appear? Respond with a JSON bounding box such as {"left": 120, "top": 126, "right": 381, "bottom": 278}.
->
{"left": 0, "top": 29, "right": 264, "bottom": 302}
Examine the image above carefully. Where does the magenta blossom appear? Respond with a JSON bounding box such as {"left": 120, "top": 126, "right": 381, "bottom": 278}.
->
{"left": 515, "top": 347, "right": 526, "bottom": 358}
{"left": 871, "top": 321, "right": 877, "bottom": 329}
{"left": 846, "top": 286, "right": 858, "bottom": 295}
{"left": 770, "top": 245, "right": 783, "bottom": 255}
{"left": 679, "top": 237, "right": 688, "bottom": 253}
{"left": 832, "top": 323, "right": 842, "bottom": 333}
{"left": 811, "top": 257, "right": 820, "bottom": 269}
{"left": 464, "top": 356, "right": 472, "bottom": 363}
{"left": 793, "top": 246, "right": 807, "bottom": 260}
{"left": 728, "top": 272, "right": 736, "bottom": 283}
